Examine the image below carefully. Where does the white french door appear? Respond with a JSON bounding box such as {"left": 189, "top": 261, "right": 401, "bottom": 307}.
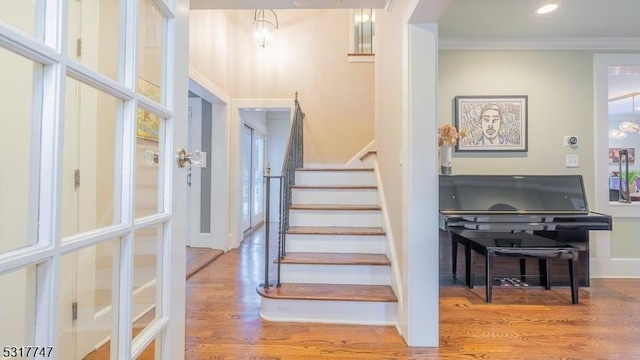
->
{"left": 0, "top": 1, "right": 187, "bottom": 360}
{"left": 241, "top": 125, "right": 265, "bottom": 232}
{"left": 251, "top": 132, "right": 266, "bottom": 227}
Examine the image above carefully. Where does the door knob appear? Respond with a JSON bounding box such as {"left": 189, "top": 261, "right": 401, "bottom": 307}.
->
{"left": 176, "top": 149, "right": 207, "bottom": 168}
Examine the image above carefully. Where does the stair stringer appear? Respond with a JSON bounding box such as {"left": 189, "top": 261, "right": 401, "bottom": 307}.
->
{"left": 372, "top": 157, "right": 405, "bottom": 337}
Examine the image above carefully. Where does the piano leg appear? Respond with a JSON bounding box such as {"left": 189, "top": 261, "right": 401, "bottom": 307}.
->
{"left": 485, "top": 249, "right": 493, "bottom": 303}
{"left": 451, "top": 234, "right": 458, "bottom": 281}
{"left": 519, "top": 259, "right": 526, "bottom": 283}
{"left": 539, "top": 259, "right": 550, "bottom": 290}
{"left": 451, "top": 232, "right": 473, "bottom": 287}
{"left": 570, "top": 255, "right": 579, "bottom": 304}
{"left": 466, "top": 241, "right": 473, "bottom": 289}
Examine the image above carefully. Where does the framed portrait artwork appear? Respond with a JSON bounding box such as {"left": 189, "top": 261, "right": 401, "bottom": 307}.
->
{"left": 454, "top": 95, "right": 528, "bottom": 152}
{"left": 136, "top": 77, "right": 161, "bottom": 142}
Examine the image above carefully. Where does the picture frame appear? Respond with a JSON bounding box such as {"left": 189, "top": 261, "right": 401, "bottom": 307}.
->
{"left": 454, "top": 95, "right": 528, "bottom": 152}
{"left": 609, "top": 148, "right": 635, "bottom": 165}
{"left": 136, "top": 77, "right": 161, "bottom": 142}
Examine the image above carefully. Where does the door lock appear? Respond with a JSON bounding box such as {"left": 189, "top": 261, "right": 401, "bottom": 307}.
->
{"left": 176, "top": 149, "right": 207, "bottom": 168}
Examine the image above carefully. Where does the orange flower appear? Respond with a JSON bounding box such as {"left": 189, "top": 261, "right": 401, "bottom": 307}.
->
{"left": 438, "top": 124, "right": 467, "bottom": 147}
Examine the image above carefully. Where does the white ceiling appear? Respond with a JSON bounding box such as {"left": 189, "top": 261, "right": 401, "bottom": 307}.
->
{"left": 438, "top": 0, "right": 640, "bottom": 39}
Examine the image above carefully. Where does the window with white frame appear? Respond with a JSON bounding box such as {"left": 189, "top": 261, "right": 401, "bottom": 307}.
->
{"left": 348, "top": 9, "right": 375, "bottom": 62}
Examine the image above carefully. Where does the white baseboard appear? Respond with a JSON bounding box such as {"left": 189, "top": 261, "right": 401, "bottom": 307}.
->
{"left": 590, "top": 258, "right": 640, "bottom": 278}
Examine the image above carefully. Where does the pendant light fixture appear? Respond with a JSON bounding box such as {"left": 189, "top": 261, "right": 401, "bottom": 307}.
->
{"left": 253, "top": 9, "right": 279, "bottom": 48}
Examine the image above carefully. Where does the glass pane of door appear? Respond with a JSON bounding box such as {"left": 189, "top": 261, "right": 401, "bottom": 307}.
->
{"left": 242, "top": 126, "right": 252, "bottom": 230}
{"left": 58, "top": 238, "right": 120, "bottom": 360}
{"left": 137, "top": 0, "right": 164, "bottom": 105}
{"left": 0, "top": 47, "right": 41, "bottom": 254}
{"left": 135, "top": 335, "right": 162, "bottom": 360}
{"left": 61, "top": 77, "right": 122, "bottom": 239}
{"left": 251, "top": 132, "right": 265, "bottom": 225}
{"left": 67, "top": 0, "right": 121, "bottom": 80}
{"left": 136, "top": 110, "right": 162, "bottom": 219}
{"left": 0, "top": 265, "right": 37, "bottom": 352}
{"left": 132, "top": 225, "right": 162, "bottom": 341}
{"left": 0, "top": 1, "right": 40, "bottom": 38}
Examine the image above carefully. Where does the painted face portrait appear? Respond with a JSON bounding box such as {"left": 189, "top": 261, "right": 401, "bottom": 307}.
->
{"left": 480, "top": 105, "right": 502, "bottom": 142}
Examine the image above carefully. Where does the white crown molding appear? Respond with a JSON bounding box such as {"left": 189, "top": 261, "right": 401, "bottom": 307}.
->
{"left": 439, "top": 37, "right": 640, "bottom": 51}
{"left": 384, "top": 0, "right": 395, "bottom": 12}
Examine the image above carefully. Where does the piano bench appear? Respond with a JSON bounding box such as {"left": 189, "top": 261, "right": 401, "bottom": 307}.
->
{"left": 451, "top": 230, "right": 580, "bottom": 304}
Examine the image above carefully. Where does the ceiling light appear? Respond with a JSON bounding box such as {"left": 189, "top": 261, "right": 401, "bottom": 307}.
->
{"left": 536, "top": 4, "right": 558, "bottom": 14}
{"left": 253, "top": 9, "right": 279, "bottom": 48}
{"left": 609, "top": 129, "right": 628, "bottom": 140}
{"left": 618, "top": 93, "right": 639, "bottom": 133}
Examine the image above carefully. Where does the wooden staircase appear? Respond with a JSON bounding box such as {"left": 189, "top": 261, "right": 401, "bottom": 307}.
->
{"left": 257, "top": 166, "right": 398, "bottom": 325}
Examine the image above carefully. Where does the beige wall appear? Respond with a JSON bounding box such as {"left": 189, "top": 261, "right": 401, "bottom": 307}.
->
{"left": 439, "top": 50, "right": 640, "bottom": 259}
{"left": 190, "top": 9, "right": 375, "bottom": 164}
{"left": 374, "top": 5, "right": 407, "bottom": 268}
{"left": 611, "top": 218, "right": 640, "bottom": 257}
{"left": 189, "top": 10, "right": 234, "bottom": 95}
{"left": 439, "top": 51, "right": 594, "bottom": 194}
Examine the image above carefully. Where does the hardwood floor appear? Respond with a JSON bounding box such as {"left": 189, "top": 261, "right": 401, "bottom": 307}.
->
{"left": 186, "top": 224, "right": 640, "bottom": 359}
{"left": 186, "top": 247, "right": 224, "bottom": 279}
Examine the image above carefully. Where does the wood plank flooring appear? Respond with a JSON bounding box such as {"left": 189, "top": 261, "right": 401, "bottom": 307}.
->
{"left": 186, "top": 247, "right": 224, "bottom": 279}
{"left": 186, "top": 223, "right": 640, "bottom": 359}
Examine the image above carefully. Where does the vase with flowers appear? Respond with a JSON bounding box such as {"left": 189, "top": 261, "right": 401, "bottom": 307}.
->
{"left": 438, "top": 124, "right": 468, "bottom": 175}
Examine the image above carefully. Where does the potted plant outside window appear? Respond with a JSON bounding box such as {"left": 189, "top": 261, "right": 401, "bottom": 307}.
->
{"left": 621, "top": 169, "right": 640, "bottom": 193}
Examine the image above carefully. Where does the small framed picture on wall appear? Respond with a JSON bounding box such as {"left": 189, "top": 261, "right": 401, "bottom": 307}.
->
{"left": 454, "top": 95, "right": 528, "bottom": 152}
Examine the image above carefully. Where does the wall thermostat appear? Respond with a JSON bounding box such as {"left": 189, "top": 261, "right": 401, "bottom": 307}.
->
{"left": 564, "top": 136, "right": 579, "bottom": 146}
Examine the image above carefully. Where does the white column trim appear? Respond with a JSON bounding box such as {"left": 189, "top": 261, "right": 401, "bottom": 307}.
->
{"left": 402, "top": 22, "right": 439, "bottom": 347}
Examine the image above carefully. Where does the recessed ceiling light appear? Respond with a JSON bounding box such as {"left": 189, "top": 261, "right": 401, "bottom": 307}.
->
{"left": 536, "top": 4, "right": 558, "bottom": 14}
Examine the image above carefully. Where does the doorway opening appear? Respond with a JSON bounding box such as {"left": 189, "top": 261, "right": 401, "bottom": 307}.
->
{"left": 185, "top": 79, "right": 228, "bottom": 276}
{"left": 240, "top": 108, "right": 291, "bottom": 237}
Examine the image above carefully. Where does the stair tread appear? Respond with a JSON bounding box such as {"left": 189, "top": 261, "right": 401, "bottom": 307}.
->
{"left": 281, "top": 252, "right": 390, "bottom": 265}
{"left": 296, "top": 168, "right": 374, "bottom": 172}
{"left": 287, "top": 226, "right": 385, "bottom": 236}
{"left": 292, "top": 185, "right": 377, "bottom": 189}
{"left": 257, "top": 283, "right": 397, "bottom": 302}
{"left": 290, "top": 204, "right": 381, "bottom": 211}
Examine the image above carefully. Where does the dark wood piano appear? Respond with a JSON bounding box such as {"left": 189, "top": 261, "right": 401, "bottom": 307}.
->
{"left": 439, "top": 174, "right": 612, "bottom": 286}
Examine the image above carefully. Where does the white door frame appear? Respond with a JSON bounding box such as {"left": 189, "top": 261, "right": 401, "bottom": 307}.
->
{"left": 187, "top": 70, "right": 232, "bottom": 251}
{"left": 229, "top": 99, "right": 295, "bottom": 248}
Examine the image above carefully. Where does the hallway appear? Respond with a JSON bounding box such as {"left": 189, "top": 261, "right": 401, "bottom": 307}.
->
{"left": 184, "top": 224, "right": 640, "bottom": 359}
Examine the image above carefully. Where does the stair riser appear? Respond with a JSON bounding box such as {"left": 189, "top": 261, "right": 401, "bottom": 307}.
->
{"left": 289, "top": 210, "right": 381, "bottom": 227}
{"left": 260, "top": 298, "right": 397, "bottom": 325}
{"left": 296, "top": 171, "right": 375, "bottom": 186}
{"left": 285, "top": 234, "right": 386, "bottom": 254}
{"left": 292, "top": 188, "right": 378, "bottom": 206}
{"left": 280, "top": 264, "right": 390, "bottom": 285}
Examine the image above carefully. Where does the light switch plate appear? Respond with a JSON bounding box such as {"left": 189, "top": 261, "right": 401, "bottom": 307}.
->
{"left": 566, "top": 154, "right": 579, "bottom": 168}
